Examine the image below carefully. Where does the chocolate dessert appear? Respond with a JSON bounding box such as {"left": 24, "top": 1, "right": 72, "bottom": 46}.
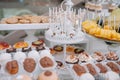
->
{"left": 86, "top": 63, "right": 97, "bottom": 76}
{"left": 73, "top": 64, "right": 86, "bottom": 76}
{"left": 96, "top": 63, "right": 107, "bottom": 73}
{"left": 106, "top": 62, "right": 120, "bottom": 74}
{"left": 40, "top": 56, "right": 54, "bottom": 68}
{"left": 22, "top": 47, "right": 31, "bottom": 52}
{"left": 6, "top": 47, "right": 16, "bottom": 53}
{"left": 6, "top": 60, "right": 19, "bottom": 74}
{"left": 23, "top": 58, "right": 36, "bottom": 73}
{"left": 74, "top": 48, "right": 84, "bottom": 54}
{"left": 53, "top": 45, "right": 63, "bottom": 52}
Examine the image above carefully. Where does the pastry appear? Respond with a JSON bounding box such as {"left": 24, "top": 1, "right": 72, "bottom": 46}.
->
{"left": 23, "top": 58, "right": 36, "bottom": 73}
{"left": 53, "top": 45, "right": 63, "bottom": 52}
{"left": 22, "top": 47, "right": 32, "bottom": 52}
{"left": 38, "top": 70, "right": 58, "bottom": 80}
{"left": 96, "top": 63, "right": 107, "bottom": 73}
{"left": 6, "top": 60, "right": 19, "bottom": 74}
{"left": 92, "top": 51, "right": 105, "bottom": 62}
{"left": 6, "top": 47, "right": 16, "bottom": 53}
{"left": 13, "top": 41, "right": 28, "bottom": 49}
{"left": 78, "top": 52, "right": 91, "bottom": 63}
{"left": 66, "top": 45, "right": 75, "bottom": 54}
{"left": 106, "top": 62, "right": 120, "bottom": 74}
{"left": 105, "top": 52, "right": 119, "bottom": 61}
{"left": 14, "top": 74, "right": 32, "bottom": 80}
{"left": 86, "top": 63, "right": 97, "bottom": 76}
{"left": 65, "top": 54, "right": 79, "bottom": 64}
{"left": 40, "top": 56, "right": 54, "bottom": 68}
{"left": 0, "top": 41, "right": 10, "bottom": 50}
{"left": 73, "top": 64, "right": 86, "bottom": 76}
{"left": 32, "top": 40, "right": 44, "bottom": 47}
{"left": 74, "top": 48, "right": 84, "bottom": 54}
{"left": 116, "top": 61, "right": 120, "bottom": 65}
{"left": 6, "top": 17, "right": 18, "bottom": 24}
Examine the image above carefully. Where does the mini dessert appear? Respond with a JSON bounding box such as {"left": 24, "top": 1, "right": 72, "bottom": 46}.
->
{"left": 6, "top": 60, "right": 19, "bottom": 74}
{"left": 73, "top": 64, "right": 86, "bottom": 76}
{"left": 66, "top": 45, "right": 75, "bottom": 54}
{"left": 65, "top": 54, "right": 79, "bottom": 64}
{"left": 78, "top": 52, "right": 91, "bottom": 63}
{"left": 6, "top": 47, "right": 16, "bottom": 53}
{"left": 86, "top": 63, "right": 97, "bottom": 76}
{"left": 22, "top": 47, "right": 31, "bottom": 52}
{"left": 40, "top": 56, "right": 54, "bottom": 68}
{"left": 14, "top": 74, "right": 32, "bottom": 80}
{"left": 96, "top": 63, "right": 107, "bottom": 73}
{"left": 53, "top": 45, "right": 63, "bottom": 52}
{"left": 38, "top": 70, "right": 58, "bottom": 80}
{"left": 6, "top": 17, "right": 18, "bottom": 24}
{"left": 74, "top": 48, "right": 84, "bottom": 54}
{"left": 116, "top": 61, "right": 120, "bottom": 65}
{"left": 56, "top": 61, "right": 64, "bottom": 69}
{"left": 32, "top": 40, "right": 44, "bottom": 47}
{"left": 80, "top": 73, "right": 95, "bottom": 80}
{"left": 50, "top": 48, "right": 56, "bottom": 55}
{"left": 0, "top": 41, "right": 10, "bottom": 50}
{"left": 106, "top": 62, "right": 120, "bottom": 74}
{"left": 36, "top": 46, "right": 45, "bottom": 51}
{"left": 92, "top": 51, "right": 105, "bottom": 62}
{"left": 105, "top": 52, "right": 119, "bottom": 61}
{"left": 23, "top": 58, "right": 36, "bottom": 73}
{"left": 13, "top": 41, "right": 28, "bottom": 49}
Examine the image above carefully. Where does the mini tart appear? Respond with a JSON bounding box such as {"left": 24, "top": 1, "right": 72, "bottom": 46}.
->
{"left": 105, "top": 52, "right": 119, "bottom": 61}
{"left": 53, "top": 45, "right": 63, "bottom": 52}
{"left": 32, "top": 40, "right": 44, "bottom": 47}
{"left": 74, "top": 48, "right": 84, "bottom": 54}
{"left": 13, "top": 41, "right": 28, "bottom": 49}
{"left": 65, "top": 54, "right": 79, "bottom": 64}
{"left": 66, "top": 45, "right": 75, "bottom": 53}
{"left": 0, "top": 41, "right": 10, "bottom": 50}
{"left": 92, "top": 51, "right": 105, "bottom": 62}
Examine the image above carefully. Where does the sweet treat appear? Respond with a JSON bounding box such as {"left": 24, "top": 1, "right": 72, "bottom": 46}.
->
{"left": 13, "top": 41, "right": 28, "bottom": 49}
{"left": 73, "top": 64, "right": 86, "bottom": 76}
{"left": 36, "top": 46, "right": 45, "bottom": 51}
{"left": 106, "top": 62, "right": 120, "bottom": 74}
{"left": 116, "top": 61, "right": 120, "bottom": 65}
{"left": 56, "top": 61, "right": 64, "bottom": 69}
{"left": 6, "top": 17, "right": 18, "bottom": 24}
{"left": 40, "top": 56, "right": 54, "bottom": 68}
{"left": 14, "top": 52, "right": 26, "bottom": 63}
{"left": 86, "top": 63, "right": 97, "bottom": 76}
{"left": 0, "top": 41, "right": 10, "bottom": 50}
{"left": 96, "top": 63, "right": 108, "bottom": 73}
{"left": 6, "top": 47, "right": 16, "bottom": 53}
{"left": 105, "top": 52, "right": 119, "bottom": 61}
{"left": 22, "top": 47, "right": 31, "bottom": 52}
{"left": 53, "top": 45, "right": 63, "bottom": 52}
{"left": 32, "top": 40, "right": 44, "bottom": 47}
{"left": 65, "top": 54, "right": 79, "bottom": 64}
{"left": 50, "top": 48, "right": 56, "bottom": 55}
{"left": 66, "top": 45, "right": 75, "bottom": 54}
{"left": 78, "top": 52, "right": 91, "bottom": 63}
{"left": 23, "top": 58, "right": 36, "bottom": 73}
{"left": 74, "top": 48, "right": 84, "bottom": 54}
{"left": 38, "top": 70, "right": 58, "bottom": 80}
{"left": 80, "top": 73, "right": 95, "bottom": 80}
{"left": 6, "top": 60, "right": 19, "bottom": 74}
{"left": 14, "top": 74, "right": 32, "bottom": 80}
{"left": 92, "top": 51, "right": 105, "bottom": 62}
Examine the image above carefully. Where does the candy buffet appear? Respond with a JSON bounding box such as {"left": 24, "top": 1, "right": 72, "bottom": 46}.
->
{"left": 0, "top": 0, "right": 120, "bottom": 80}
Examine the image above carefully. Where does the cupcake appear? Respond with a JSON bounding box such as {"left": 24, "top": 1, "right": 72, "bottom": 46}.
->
{"left": 74, "top": 48, "right": 84, "bottom": 54}
{"left": 14, "top": 74, "right": 32, "bottom": 80}
{"left": 92, "top": 51, "right": 105, "bottom": 62}
{"left": 65, "top": 54, "right": 79, "bottom": 64}
{"left": 105, "top": 52, "right": 119, "bottom": 61}
{"left": 66, "top": 45, "right": 75, "bottom": 54}
{"left": 38, "top": 70, "right": 58, "bottom": 80}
